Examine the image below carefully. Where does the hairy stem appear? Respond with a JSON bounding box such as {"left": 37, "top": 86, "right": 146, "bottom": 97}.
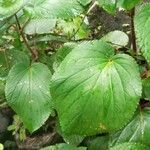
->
{"left": 15, "top": 14, "right": 38, "bottom": 61}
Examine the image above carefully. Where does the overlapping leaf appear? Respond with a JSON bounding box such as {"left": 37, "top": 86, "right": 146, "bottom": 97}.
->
{"left": 135, "top": 4, "right": 150, "bottom": 62}
{"left": 110, "top": 107, "right": 150, "bottom": 147}
{"left": 0, "top": 0, "right": 25, "bottom": 20}
{"left": 24, "top": 0, "right": 88, "bottom": 19}
{"left": 5, "top": 63, "right": 52, "bottom": 132}
{"left": 51, "top": 40, "right": 142, "bottom": 136}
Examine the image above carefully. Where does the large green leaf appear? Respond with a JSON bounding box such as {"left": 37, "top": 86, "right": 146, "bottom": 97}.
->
{"left": 24, "top": 0, "right": 86, "bottom": 19}
{"left": 135, "top": 4, "right": 150, "bottom": 63}
{"left": 0, "top": 0, "right": 25, "bottom": 20}
{"left": 110, "top": 107, "right": 150, "bottom": 147}
{"left": 50, "top": 40, "right": 142, "bottom": 136}
{"left": 110, "top": 142, "right": 149, "bottom": 150}
{"left": 41, "top": 143, "right": 87, "bottom": 150}
{"left": 5, "top": 62, "right": 52, "bottom": 132}
{"left": 97, "top": 0, "right": 141, "bottom": 14}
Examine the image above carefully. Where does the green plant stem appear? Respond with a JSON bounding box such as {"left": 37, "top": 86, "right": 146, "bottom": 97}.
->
{"left": 15, "top": 14, "right": 38, "bottom": 61}
{"left": 130, "top": 8, "right": 137, "bottom": 55}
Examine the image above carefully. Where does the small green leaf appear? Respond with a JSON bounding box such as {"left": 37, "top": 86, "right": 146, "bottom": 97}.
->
{"left": 51, "top": 40, "right": 142, "bottom": 136}
{"left": 24, "top": 19, "right": 56, "bottom": 35}
{"left": 117, "top": 0, "right": 141, "bottom": 10}
{"left": 101, "top": 30, "right": 129, "bottom": 48}
{"left": 110, "top": 142, "right": 149, "bottom": 150}
{"left": 135, "top": 4, "right": 150, "bottom": 63}
{"left": 97, "top": 0, "right": 141, "bottom": 14}
{"left": 142, "top": 77, "right": 150, "bottom": 100}
{"left": 110, "top": 107, "right": 150, "bottom": 147}
{"left": 41, "top": 143, "right": 87, "bottom": 150}
{"left": 97, "top": 0, "right": 117, "bottom": 14}
{"left": 0, "top": 0, "right": 25, "bottom": 20}
{"left": 5, "top": 62, "right": 52, "bottom": 132}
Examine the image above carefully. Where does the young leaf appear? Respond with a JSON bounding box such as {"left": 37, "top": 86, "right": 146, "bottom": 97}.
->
{"left": 41, "top": 143, "right": 87, "bottom": 150}
{"left": 142, "top": 77, "right": 150, "bottom": 100}
{"left": 135, "top": 4, "right": 150, "bottom": 63}
{"left": 110, "top": 142, "right": 149, "bottom": 150}
{"left": 0, "top": 0, "right": 25, "bottom": 20}
{"left": 51, "top": 40, "right": 142, "bottom": 136}
{"left": 24, "top": 0, "right": 86, "bottom": 19}
{"left": 5, "top": 63, "right": 52, "bottom": 132}
{"left": 110, "top": 107, "right": 150, "bottom": 147}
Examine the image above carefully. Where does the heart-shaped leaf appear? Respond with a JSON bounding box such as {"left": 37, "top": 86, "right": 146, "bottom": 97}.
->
{"left": 51, "top": 40, "right": 142, "bottom": 136}
{"left": 5, "top": 62, "right": 52, "bottom": 132}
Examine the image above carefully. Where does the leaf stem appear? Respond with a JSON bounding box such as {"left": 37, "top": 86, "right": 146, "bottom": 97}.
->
{"left": 15, "top": 14, "right": 38, "bottom": 61}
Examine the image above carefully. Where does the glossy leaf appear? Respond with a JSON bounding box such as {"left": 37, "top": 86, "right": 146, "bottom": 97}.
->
{"left": 135, "top": 4, "right": 150, "bottom": 62}
{"left": 24, "top": 0, "right": 86, "bottom": 19}
{"left": 110, "top": 142, "right": 149, "bottom": 150}
{"left": 51, "top": 40, "right": 142, "bottom": 136}
{"left": 0, "top": 0, "right": 25, "bottom": 20}
{"left": 5, "top": 63, "right": 52, "bottom": 132}
{"left": 110, "top": 107, "right": 150, "bottom": 147}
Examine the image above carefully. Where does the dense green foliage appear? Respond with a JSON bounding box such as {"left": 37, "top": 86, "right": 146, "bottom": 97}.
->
{"left": 0, "top": 0, "right": 150, "bottom": 149}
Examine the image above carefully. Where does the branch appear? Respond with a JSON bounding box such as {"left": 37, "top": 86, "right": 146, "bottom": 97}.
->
{"left": 15, "top": 14, "right": 38, "bottom": 61}
{"left": 130, "top": 8, "right": 137, "bottom": 55}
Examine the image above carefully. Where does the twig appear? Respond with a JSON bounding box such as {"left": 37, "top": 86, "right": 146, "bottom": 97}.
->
{"left": 70, "top": 1, "right": 98, "bottom": 39}
{"left": 130, "top": 8, "right": 137, "bottom": 55}
{"left": 15, "top": 14, "right": 38, "bottom": 61}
